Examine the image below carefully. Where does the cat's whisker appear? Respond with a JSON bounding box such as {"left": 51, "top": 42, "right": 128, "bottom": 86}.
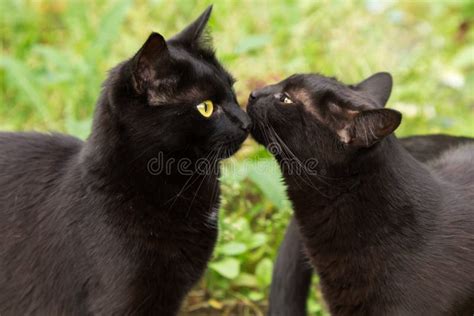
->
{"left": 165, "top": 148, "right": 217, "bottom": 209}
{"left": 265, "top": 123, "right": 334, "bottom": 198}
{"left": 206, "top": 147, "right": 222, "bottom": 227}
{"left": 185, "top": 149, "right": 221, "bottom": 217}
{"left": 258, "top": 120, "right": 310, "bottom": 191}
{"left": 269, "top": 124, "right": 341, "bottom": 184}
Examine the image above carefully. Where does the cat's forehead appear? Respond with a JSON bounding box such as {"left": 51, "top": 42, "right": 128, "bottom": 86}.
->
{"left": 171, "top": 45, "right": 234, "bottom": 86}
{"left": 284, "top": 74, "right": 343, "bottom": 95}
{"left": 147, "top": 46, "right": 234, "bottom": 106}
{"left": 284, "top": 74, "right": 376, "bottom": 110}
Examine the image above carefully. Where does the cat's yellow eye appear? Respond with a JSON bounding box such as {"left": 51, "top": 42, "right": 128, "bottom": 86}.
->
{"left": 196, "top": 100, "right": 214, "bottom": 118}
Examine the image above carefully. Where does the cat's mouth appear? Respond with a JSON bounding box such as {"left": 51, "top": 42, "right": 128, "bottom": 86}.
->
{"left": 214, "top": 138, "right": 246, "bottom": 159}
{"left": 248, "top": 121, "right": 270, "bottom": 147}
{"left": 246, "top": 102, "right": 270, "bottom": 147}
{"left": 195, "top": 134, "right": 247, "bottom": 160}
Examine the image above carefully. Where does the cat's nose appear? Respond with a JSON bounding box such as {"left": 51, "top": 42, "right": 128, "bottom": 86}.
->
{"left": 249, "top": 86, "right": 272, "bottom": 101}
{"left": 240, "top": 117, "right": 251, "bottom": 132}
{"left": 249, "top": 90, "right": 259, "bottom": 102}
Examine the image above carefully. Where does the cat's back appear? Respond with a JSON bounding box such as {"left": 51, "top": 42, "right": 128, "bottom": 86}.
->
{"left": 0, "top": 131, "right": 83, "bottom": 183}
{"left": 427, "top": 144, "right": 474, "bottom": 314}
{"left": 426, "top": 144, "right": 474, "bottom": 237}
{"left": 428, "top": 143, "right": 474, "bottom": 190}
{"left": 0, "top": 131, "right": 82, "bottom": 206}
{"left": 0, "top": 131, "right": 83, "bottom": 235}
{"left": 0, "top": 131, "right": 83, "bottom": 220}
{"left": 0, "top": 131, "right": 83, "bottom": 163}
{"left": 0, "top": 132, "right": 93, "bottom": 314}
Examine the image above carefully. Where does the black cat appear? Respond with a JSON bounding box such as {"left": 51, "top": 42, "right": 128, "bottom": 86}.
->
{"left": 0, "top": 6, "right": 250, "bottom": 315}
{"left": 269, "top": 134, "right": 474, "bottom": 316}
{"left": 248, "top": 72, "right": 474, "bottom": 315}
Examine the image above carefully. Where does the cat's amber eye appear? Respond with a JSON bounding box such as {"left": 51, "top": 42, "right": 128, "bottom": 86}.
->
{"left": 280, "top": 93, "right": 294, "bottom": 104}
{"left": 196, "top": 100, "right": 214, "bottom": 118}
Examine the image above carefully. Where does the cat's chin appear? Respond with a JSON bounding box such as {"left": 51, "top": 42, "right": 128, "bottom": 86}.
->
{"left": 216, "top": 141, "right": 244, "bottom": 159}
{"left": 249, "top": 124, "right": 269, "bottom": 147}
{"left": 192, "top": 141, "right": 244, "bottom": 161}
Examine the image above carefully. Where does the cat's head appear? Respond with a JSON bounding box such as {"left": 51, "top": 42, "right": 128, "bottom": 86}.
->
{"left": 247, "top": 72, "right": 401, "bottom": 164}
{"left": 104, "top": 6, "right": 250, "bottom": 159}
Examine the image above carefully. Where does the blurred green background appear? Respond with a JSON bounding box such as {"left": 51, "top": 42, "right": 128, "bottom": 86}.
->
{"left": 1, "top": 0, "right": 473, "bottom": 315}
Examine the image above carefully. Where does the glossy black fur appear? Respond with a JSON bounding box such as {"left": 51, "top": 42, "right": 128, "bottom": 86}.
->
{"left": 248, "top": 72, "right": 474, "bottom": 315}
{"left": 269, "top": 134, "right": 474, "bottom": 316}
{"left": 0, "top": 7, "right": 250, "bottom": 315}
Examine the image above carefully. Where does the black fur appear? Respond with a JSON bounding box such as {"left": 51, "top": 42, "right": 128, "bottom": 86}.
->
{"left": 0, "top": 6, "right": 250, "bottom": 315}
{"left": 269, "top": 134, "right": 474, "bottom": 316}
{"left": 248, "top": 72, "right": 474, "bottom": 315}
{"left": 269, "top": 217, "right": 313, "bottom": 316}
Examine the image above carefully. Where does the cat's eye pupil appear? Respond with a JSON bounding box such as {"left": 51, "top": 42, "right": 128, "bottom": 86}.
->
{"left": 196, "top": 100, "right": 214, "bottom": 118}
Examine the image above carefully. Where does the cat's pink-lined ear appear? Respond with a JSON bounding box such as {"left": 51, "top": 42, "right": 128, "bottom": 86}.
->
{"left": 354, "top": 72, "right": 393, "bottom": 107}
{"left": 337, "top": 108, "right": 402, "bottom": 147}
{"left": 132, "top": 32, "right": 168, "bottom": 93}
{"left": 171, "top": 5, "right": 213, "bottom": 47}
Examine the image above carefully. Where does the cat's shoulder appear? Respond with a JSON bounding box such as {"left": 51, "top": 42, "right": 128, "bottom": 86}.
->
{"left": 0, "top": 131, "right": 83, "bottom": 157}
{"left": 428, "top": 143, "right": 474, "bottom": 187}
{"left": 0, "top": 131, "right": 84, "bottom": 178}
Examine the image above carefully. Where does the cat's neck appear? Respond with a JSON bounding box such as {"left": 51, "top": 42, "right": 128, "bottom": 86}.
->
{"left": 287, "top": 136, "right": 441, "bottom": 248}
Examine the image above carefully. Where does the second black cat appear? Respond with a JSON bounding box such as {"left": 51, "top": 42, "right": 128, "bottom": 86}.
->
{"left": 248, "top": 72, "right": 474, "bottom": 315}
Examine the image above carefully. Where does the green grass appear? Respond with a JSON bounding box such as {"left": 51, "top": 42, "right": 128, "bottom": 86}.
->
{"left": 1, "top": 1, "right": 473, "bottom": 315}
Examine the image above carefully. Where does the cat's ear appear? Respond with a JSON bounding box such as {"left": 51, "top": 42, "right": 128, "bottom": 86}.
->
{"left": 337, "top": 108, "right": 402, "bottom": 147}
{"left": 171, "top": 5, "right": 213, "bottom": 47}
{"left": 354, "top": 72, "right": 393, "bottom": 107}
{"left": 132, "top": 32, "right": 168, "bottom": 93}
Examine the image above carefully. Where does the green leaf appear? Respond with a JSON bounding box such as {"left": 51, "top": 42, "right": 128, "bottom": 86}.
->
{"left": 248, "top": 291, "right": 264, "bottom": 301}
{"left": 0, "top": 56, "right": 49, "bottom": 123}
{"left": 248, "top": 233, "right": 267, "bottom": 249}
{"left": 255, "top": 258, "right": 273, "bottom": 287}
{"left": 308, "top": 298, "right": 323, "bottom": 314}
{"left": 452, "top": 45, "right": 474, "bottom": 69}
{"left": 232, "top": 217, "right": 251, "bottom": 236}
{"left": 234, "top": 273, "right": 259, "bottom": 288}
{"left": 209, "top": 258, "right": 240, "bottom": 279}
{"left": 219, "top": 241, "right": 247, "bottom": 255}
{"left": 247, "top": 159, "right": 289, "bottom": 209}
{"left": 220, "top": 159, "right": 249, "bottom": 184}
